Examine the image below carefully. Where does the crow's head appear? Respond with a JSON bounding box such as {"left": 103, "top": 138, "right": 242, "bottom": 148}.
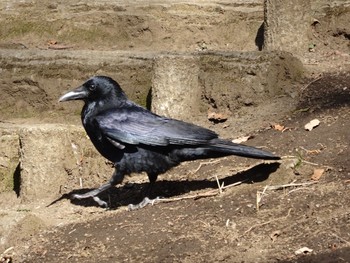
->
{"left": 59, "top": 76, "right": 127, "bottom": 103}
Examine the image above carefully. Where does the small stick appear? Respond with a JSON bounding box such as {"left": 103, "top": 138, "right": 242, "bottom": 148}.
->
{"left": 241, "top": 208, "right": 292, "bottom": 236}
{"left": 281, "top": 155, "right": 299, "bottom": 159}
{"left": 287, "top": 187, "right": 314, "bottom": 195}
{"left": 221, "top": 180, "right": 246, "bottom": 190}
{"left": 215, "top": 174, "right": 223, "bottom": 194}
{"left": 155, "top": 190, "right": 219, "bottom": 203}
{"left": 1, "top": 247, "right": 14, "bottom": 256}
{"left": 302, "top": 160, "right": 321, "bottom": 166}
{"left": 332, "top": 234, "right": 350, "bottom": 245}
{"left": 301, "top": 76, "right": 323, "bottom": 92}
{"left": 193, "top": 159, "right": 221, "bottom": 173}
{"left": 265, "top": 181, "right": 318, "bottom": 191}
{"left": 150, "top": 179, "right": 246, "bottom": 204}
{"left": 256, "top": 185, "right": 268, "bottom": 211}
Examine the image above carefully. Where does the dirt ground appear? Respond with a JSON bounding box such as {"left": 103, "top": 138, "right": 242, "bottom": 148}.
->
{"left": 0, "top": 1, "right": 350, "bottom": 262}
{"left": 2, "top": 71, "right": 349, "bottom": 263}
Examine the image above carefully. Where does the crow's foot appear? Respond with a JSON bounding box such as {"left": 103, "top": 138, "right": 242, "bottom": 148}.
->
{"left": 128, "top": 197, "right": 161, "bottom": 211}
{"left": 70, "top": 182, "right": 113, "bottom": 208}
{"left": 71, "top": 192, "right": 108, "bottom": 208}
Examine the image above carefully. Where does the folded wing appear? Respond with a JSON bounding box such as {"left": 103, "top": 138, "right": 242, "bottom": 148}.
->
{"left": 95, "top": 107, "right": 218, "bottom": 147}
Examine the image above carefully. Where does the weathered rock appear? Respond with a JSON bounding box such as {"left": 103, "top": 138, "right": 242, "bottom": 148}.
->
{"left": 199, "top": 51, "right": 304, "bottom": 112}
{"left": 152, "top": 55, "right": 201, "bottom": 121}
{"left": 0, "top": 124, "right": 112, "bottom": 202}
{"left": 151, "top": 51, "right": 304, "bottom": 120}
{"left": 0, "top": 50, "right": 153, "bottom": 119}
{"left": 263, "top": 0, "right": 312, "bottom": 54}
{"left": 0, "top": 128, "right": 20, "bottom": 193}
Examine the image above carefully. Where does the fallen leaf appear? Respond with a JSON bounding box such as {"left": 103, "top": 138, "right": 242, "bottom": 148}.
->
{"left": 312, "top": 168, "right": 325, "bottom": 179}
{"left": 48, "top": 39, "right": 57, "bottom": 45}
{"left": 232, "top": 135, "right": 252, "bottom": 144}
{"left": 207, "top": 111, "right": 228, "bottom": 123}
{"left": 304, "top": 119, "right": 320, "bottom": 131}
{"left": 272, "top": 123, "right": 285, "bottom": 131}
{"left": 311, "top": 168, "right": 325, "bottom": 181}
{"left": 295, "top": 247, "right": 313, "bottom": 255}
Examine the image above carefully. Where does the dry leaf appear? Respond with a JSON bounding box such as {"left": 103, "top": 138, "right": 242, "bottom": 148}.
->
{"left": 232, "top": 135, "right": 252, "bottom": 144}
{"left": 207, "top": 111, "right": 228, "bottom": 123}
{"left": 311, "top": 168, "right": 325, "bottom": 181}
{"left": 48, "top": 39, "right": 58, "bottom": 45}
{"left": 272, "top": 124, "right": 285, "bottom": 131}
{"left": 304, "top": 119, "right": 320, "bottom": 131}
{"left": 295, "top": 247, "right": 313, "bottom": 255}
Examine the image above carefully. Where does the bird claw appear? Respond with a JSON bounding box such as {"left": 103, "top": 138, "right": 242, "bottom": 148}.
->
{"left": 92, "top": 196, "right": 108, "bottom": 208}
{"left": 128, "top": 197, "right": 161, "bottom": 211}
{"left": 71, "top": 193, "right": 108, "bottom": 208}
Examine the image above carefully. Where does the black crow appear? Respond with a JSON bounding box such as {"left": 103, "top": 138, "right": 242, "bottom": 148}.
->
{"left": 59, "top": 76, "right": 279, "bottom": 208}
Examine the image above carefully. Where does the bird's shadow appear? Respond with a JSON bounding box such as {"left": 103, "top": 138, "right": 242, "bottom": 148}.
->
{"left": 49, "top": 162, "right": 280, "bottom": 209}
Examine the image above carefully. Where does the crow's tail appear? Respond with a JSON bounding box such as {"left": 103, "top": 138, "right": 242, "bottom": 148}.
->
{"left": 208, "top": 138, "right": 280, "bottom": 160}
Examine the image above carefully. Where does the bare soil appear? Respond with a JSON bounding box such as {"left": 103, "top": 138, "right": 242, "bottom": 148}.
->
{"left": 0, "top": 72, "right": 348, "bottom": 263}
{"left": 0, "top": 1, "right": 349, "bottom": 262}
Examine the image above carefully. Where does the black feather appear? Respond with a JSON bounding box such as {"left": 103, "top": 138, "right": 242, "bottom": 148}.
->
{"left": 59, "top": 76, "right": 280, "bottom": 207}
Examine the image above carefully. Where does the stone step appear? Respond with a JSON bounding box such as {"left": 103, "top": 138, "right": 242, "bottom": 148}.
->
{"left": 0, "top": 49, "right": 304, "bottom": 202}
{"left": 0, "top": 49, "right": 303, "bottom": 122}
{"left": 0, "top": 123, "right": 111, "bottom": 202}
{"left": 0, "top": 0, "right": 263, "bottom": 52}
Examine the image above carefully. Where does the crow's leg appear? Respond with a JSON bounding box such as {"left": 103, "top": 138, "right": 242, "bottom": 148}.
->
{"left": 128, "top": 196, "right": 161, "bottom": 210}
{"left": 128, "top": 173, "right": 161, "bottom": 210}
{"left": 71, "top": 169, "right": 124, "bottom": 207}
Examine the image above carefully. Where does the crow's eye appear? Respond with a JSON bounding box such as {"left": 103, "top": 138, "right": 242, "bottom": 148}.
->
{"left": 89, "top": 84, "right": 96, "bottom": 91}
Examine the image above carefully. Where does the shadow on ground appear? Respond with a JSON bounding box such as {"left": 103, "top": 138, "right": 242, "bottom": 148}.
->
{"left": 50, "top": 162, "right": 280, "bottom": 209}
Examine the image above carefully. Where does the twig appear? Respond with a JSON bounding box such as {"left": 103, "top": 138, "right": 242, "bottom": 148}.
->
{"left": 287, "top": 187, "right": 314, "bottom": 195}
{"left": 301, "top": 76, "right": 323, "bottom": 92}
{"left": 1, "top": 246, "right": 14, "bottom": 256}
{"left": 151, "top": 179, "right": 246, "bottom": 204}
{"left": 256, "top": 181, "right": 317, "bottom": 210}
{"left": 280, "top": 155, "right": 332, "bottom": 170}
{"left": 241, "top": 208, "right": 292, "bottom": 236}
{"left": 193, "top": 159, "right": 221, "bottom": 173}
{"left": 280, "top": 155, "right": 299, "bottom": 159}
{"left": 155, "top": 190, "right": 219, "bottom": 203}
{"left": 302, "top": 160, "right": 321, "bottom": 166}
{"left": 221, "top": 180, "right": 247, "bottom": 190}
{"left": 215, "top": 174, "right": 223, "bottom": 194}
{"left": 256, "top": 185, "right": 268, "bottom": 211}
{"left": 265, "top": 181, "right": 318, "bottom": 191}
{"left": 332, "top": 234, "right": 350, "bottom": 245}
{"left": 300, "top": 146, "right": 322, "bottom": 155}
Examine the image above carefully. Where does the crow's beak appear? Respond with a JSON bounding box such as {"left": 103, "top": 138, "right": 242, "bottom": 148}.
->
{"left": 59, "top": 86, "right": 88, "bottom": 102}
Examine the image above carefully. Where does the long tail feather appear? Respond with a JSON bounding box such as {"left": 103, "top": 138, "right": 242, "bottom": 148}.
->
{"left": 209, "top": 139, "right": 280, "bottom": 160}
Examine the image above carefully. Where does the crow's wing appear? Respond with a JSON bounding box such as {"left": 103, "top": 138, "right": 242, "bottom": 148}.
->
{"left": 95, "top": 107, "right": 218, "bottom": 146}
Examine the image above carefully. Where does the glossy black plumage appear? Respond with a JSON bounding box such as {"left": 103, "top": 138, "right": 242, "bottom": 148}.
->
{"left": 59, "top": 76, "right": 279, "bottom": 207}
